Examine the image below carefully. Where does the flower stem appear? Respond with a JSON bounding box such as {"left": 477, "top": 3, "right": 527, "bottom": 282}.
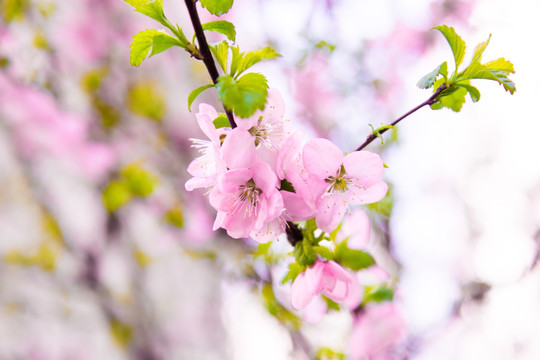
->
{"left": 184, "top": 0, "right": 237, "bottom": 128}
{"left": 355, "top": 83, "right": 447, "bottom": 151}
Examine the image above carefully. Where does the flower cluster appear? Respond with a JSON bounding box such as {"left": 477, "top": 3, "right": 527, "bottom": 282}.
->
{"left": 185, "top": 88, "right": 387, "bottom": 241}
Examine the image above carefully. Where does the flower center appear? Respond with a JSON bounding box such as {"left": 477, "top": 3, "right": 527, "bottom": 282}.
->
{"left": 324, "top": 165, "right": 352, "bottom": 193}
{"left": 231, "top": 178, "right": 262, "bottom": 218}
{"left": 248, "top": 116, "right": 284, "bottom": 150}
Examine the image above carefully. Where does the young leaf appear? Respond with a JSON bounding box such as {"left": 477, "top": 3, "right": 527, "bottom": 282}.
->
{"left": 209, "top": 41, "right": 229, "bottom": 73}
{"left": 235, "top": 47, "right": 281, "bottom": 77}
{"left": 200, "top": 0, "right": 234, "bottom": 16}
{"left": 130, "top": 29, "right": 185, "bottom": 67}
{"left": 334, "top": 240, "right": 375, "bottom": 271}
{"left": 293, "top": 238, "right": 316, "bottom": 267}
{"left": 433, "top": 25, "right": 466, "bottom": 71}
{"left": 213, "top": 114, "right": 230, "bottom": 128}
{"left": 417, "top": 61, "right": 447, "bottom": 89}
{"left": 458, "top": 83, "right": 481, "bottom": 102}
{"left": 363, "top": 285, "right": 394, "bottom": 304}
{"left": 313, "top": 246, "right": 334, "bottom": 261}
{"left": 484, "top": 57, "right": 515, "bottom": 73}
{"left": 281, "top": 262, "right": 303, "bottom": 284}
{"left": 202, "top": 20, "right": 236, "bottom": 42}
{"left": 124, "top": 0, "right": 167, "bottom": 25}
{"left": 188, "top": 84, "right": 215, "bottom": 111}
{"left": 470, "top": 34, "right": 491, "bottom": 65}
{"left": 440, "top": 86, "right": 468, "bottom": 111}
{"left": 462, "top": 62, "right": 516, "bottom": 94}
{"left": 229, "top": 45, "right": 243, "bottom": 77}
{"left": 216, "top": 72, "right": 268, "bottom": 118}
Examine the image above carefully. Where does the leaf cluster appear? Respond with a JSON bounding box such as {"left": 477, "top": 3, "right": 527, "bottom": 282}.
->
{"left": 418, "top": 25, "right": 515, "bottom": 112}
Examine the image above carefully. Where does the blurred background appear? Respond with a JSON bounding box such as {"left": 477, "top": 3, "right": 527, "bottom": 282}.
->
{"left": 0, "top": 0, "right": 539, "bottom": 359}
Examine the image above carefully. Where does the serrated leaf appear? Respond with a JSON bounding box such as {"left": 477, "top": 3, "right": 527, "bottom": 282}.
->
{"left": 216, "top": 73, "right": 268, "bottom": 118}
{"left": 471, "top": 34, "right": 491, "bottom": 64}
{"left": 334, "top": 240, "right": 375, "bottom": 271}
{"left": 235, "top": 47, "right": 281, "bottom": 77}
{"left": 293, "top": 238, "right": 316, "bottom": 267}
{"left": 229, "top": 45, "right": 243, "bottom": 77}
{"left": 440, "top": 86, "right": 468, "bottom": 111}
{"left": 188, "top": 84, "right": 214, "bottom": 111}
{"left": 484, "top": 57, "right": 515, "bottom": 73}
{"left": 124, "top": 0, "right": 167, "bottom": 25}
{"left": 200, "top": 0, "right": 233, "bottom": 16}
{"left": 130, "top": 29, "right": 184, "bottom": 67}
{"left": 213, "top": 114, "right": 230, "bottom": 128}
{"left": 462, "top": 62, "right": 516, "bottom": 94}
{"left": 433, "top": 25, "right": 466, "bottom": 71}
{"left": 417, "top": 62, "right": 448, "bottom": 89}
{"left": 202, "top": 20, "right": 236, "bottom": 42}
{"left": 459, "top": 83, "right": 481, "bottom": 102}
{"left": 210, "top": 41, "right": 229, "bottom": 73}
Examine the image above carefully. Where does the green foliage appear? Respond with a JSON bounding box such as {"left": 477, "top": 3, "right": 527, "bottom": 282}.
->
{"left": 121, "top": 163, "right": 159, "bottom": 198}
{"left": 419, "top": 26, "right": 515, "bottom": 112}
{"left": 321, "top": 295, "right": 340, "bottom": 311}
{"left": 261, "top": 284, "right": 302, "bottom": 330}
{"left": 103, "top": 180, "right": 132, "bottom": 212}
{"left": 233, "top": 47, "right": 282, "bottom": 77}
{"left": 282, "top": 262, "right": 304, "bottom": 284}
{"left": 316, "top": 347, "right": 345, "bottom": 360}
{"left": 164, "top": 206, "right": 184, "bottom": 228}
{"left": 130, "top": 29, "right": 185, "bottom": 67}
{"left": 334, "top": 240, "right": 375, "bottom": 271}
{"left": 127, "top": 80, "right": 167, "bottom": 122}
{"left": 188, "top": 84, "right": 215, "bottom": 111}
{"left": 313, "top": 246, "right": 333, "bottom": 261}
{"left": 0, "top": 0, "right": 30, "bottom": 22}
{"left": 366, "top": 183, "right": 394, "bottom": 218}
{"left": 124, "top": 0, "right": 167, "bottom": 26}
{"left": 216, "top": 73, "right": 268, "bottom": 118}
{"left": 110, "top": 319, "right": 133, "bottom": 349}
{"left": 363, "top": 285, "right": 394, "bottom": 304}
{"left": 213, "top": 114, "right": 231, "bottom": 128}
{"left": 432, "top": 25, "right": 466, "bottom": 71}
{"left": 293, "top": 237, "right": 316, "bottom": 267}
{"left": 202, "top": 20, "right": 236, "bottom": 42}
{"left": 200, "top": 0, "right": 234, "bottom": 16}
{"left": 210, "top": 41, "right": 230, "bottom": 73}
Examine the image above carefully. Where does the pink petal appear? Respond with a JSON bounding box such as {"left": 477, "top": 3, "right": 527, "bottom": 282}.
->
{"left": 304, "top": 261, "right": 326, "bottom": 294}
{"left": 263, "top": 190, "right": 284, "bottom": 222}
{"left": 315, "top": 195, "right": 348, "bottom": 233}
{"left": 251, "top": 161, "right": 278, "bottom": 194}
{"left": 345, "top": 181, "right": 388, "bottom": 205}
{"left": 291, "top": 272, "right": 314, "bottom": 310}
{"left": 281, "top": 191, "right": 315, "bottom": 221}
{"left": 218, "top": 168, "right": 252, "bottom": 194}
{"left": 342, "top": 209, "right": 370, "bottom": 250}
{"left": 221, "top": 129, "right": 256, "bottom": 169}
{"left": 250, "top": 219, "right": 284, "bottom": 243}
{"left": 303, "top": 138, "right": 342, "bottom": 179}
{"left": 343, "top": 151, "right": 384, "bottom": 188}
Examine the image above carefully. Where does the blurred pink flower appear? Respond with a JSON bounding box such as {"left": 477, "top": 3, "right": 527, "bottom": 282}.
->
{"left": 291, "top": 260, "right": 361, "bottom": 310}
{"left": 349, "top": 302, "right": 407, "bottom": 360}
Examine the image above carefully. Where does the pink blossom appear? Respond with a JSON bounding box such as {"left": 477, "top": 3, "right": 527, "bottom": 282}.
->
{"left": 291, "top": 260, "right": 361, "bottom": 310}
{"left": 349, "top": 302, "right": 407, "bottom": 360}
{"left": 236, "top": 88, "right": 291, "bottom": 152}
{"left": 185, "top": 104, "right": 227, "bottom": 191}
{"left": 303, "top": 138, "right": 388, "bottom": 232}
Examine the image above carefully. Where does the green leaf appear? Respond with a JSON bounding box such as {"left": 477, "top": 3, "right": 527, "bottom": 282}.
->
{"left": 216, "top": 73, "right": 268, "bottom": 118}
{"left": 0, "top": 0, "right": 31, "bottom": 22}
{"left": 200, "top": 0, "right": 234, "bottom": 16}
{"left": 471, "top": 34, "right": 491, "bottom": 65}
{"left": 279, "top": 179, "right": 295, "bottom": 193}
{"left": 459, "top": 83, "right": 481, "bottom": 102}
{"left": 484, "top": 57, "right": 515, "bottom": 73}
{"left": 124, "top": 0, "right": 167, "bottom": 25}
{"left": 313, "top": 246, "right": 334, "bottom": 260}
{"left": 433, "top": 25, "right": 466, "bottom": 71}
{"left": 210, "top": 41, "right": 229, "bottom": 73}
{"left": 130, "top": 29, "right": 184, "bottom": 67}
{"left": 202, "top": 20, "right": 236, "bottom": 42}
{"left": 334, "top": 240, "right": 375, "bottom": 271}
{"left": 235, "top": 47, "right": 281, "bottom": 77}
{"left": 363, "top": 285, "right": 394, "bottom": 304}
{"left": 462, "top": 62, "right": 516, "bottom": 94}
{"left": 430, "top": 101, "right": 443, "bottom": 110}
{"left": 229, "top": 45, "right": 243, "bottom": 77}
{"left": 164, "top": 206, "right": 184, "bottom": 228}
{"left": 213, "top": 114, "right": 231, "bottom": 128}
{"left": 121, "top": 164, "right": 159, "bottom": 198}
{"left": 282, "top": 262, "right": 303, "bottom": 284}
{"left": 293, "top": 238, "right": 316, "bottom": 267}
{"left": 321, "top": 295, "right": 340, "bottom": 311}
{"left": 440, "top": 86, "right": 468, "bottom": 111}
{"left": 188, "top": 84, "right": 214, "bottom": 111}
{"left": 417, "top": 62, "right": 447, "bottom": 89}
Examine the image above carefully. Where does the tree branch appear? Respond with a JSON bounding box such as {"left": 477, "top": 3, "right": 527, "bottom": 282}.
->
{"left": 184, "top": 0, "right": 237, "bottom": 128}
{"left": 355, "top": 84, "right": 447, "bottom": 151}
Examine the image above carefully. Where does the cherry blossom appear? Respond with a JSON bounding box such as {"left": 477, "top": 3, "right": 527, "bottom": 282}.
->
{"left": 303, "top": 138, "right": 388, "bottom": 232}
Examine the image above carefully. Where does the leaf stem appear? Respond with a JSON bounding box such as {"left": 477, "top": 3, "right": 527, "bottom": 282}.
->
{"left": 184, "top": 0, "right": 237, "bottom": 128}
{"left": 355, "top": 83, "right": 447, "bottom": 151}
